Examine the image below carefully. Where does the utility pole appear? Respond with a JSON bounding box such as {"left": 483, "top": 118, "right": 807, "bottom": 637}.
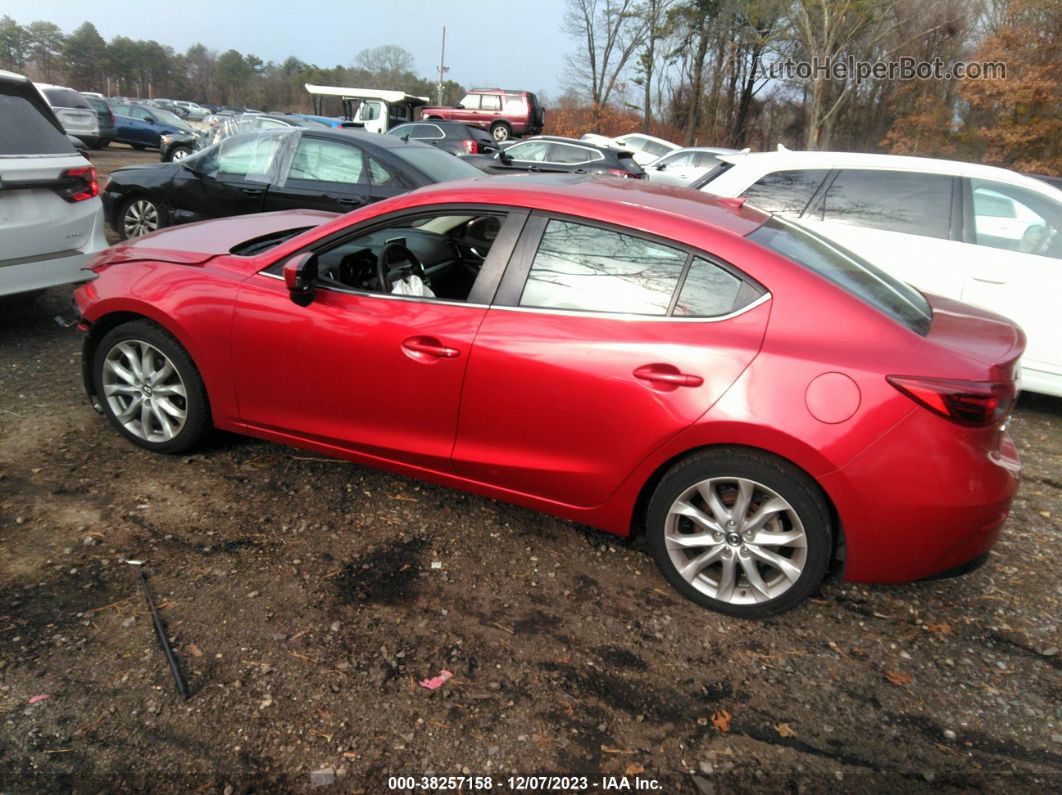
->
{"left": 436, "top": 26, "right": 449, "bottom": 106}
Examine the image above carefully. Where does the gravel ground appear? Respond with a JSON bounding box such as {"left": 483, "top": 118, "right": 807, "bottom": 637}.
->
{"left": 0, "top": 147, "right": 1059, "bottom": 792}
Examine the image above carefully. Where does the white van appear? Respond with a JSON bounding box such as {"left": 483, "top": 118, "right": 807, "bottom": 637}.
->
{"left": 0, "top": 71, "right": 107, "bottom": 299}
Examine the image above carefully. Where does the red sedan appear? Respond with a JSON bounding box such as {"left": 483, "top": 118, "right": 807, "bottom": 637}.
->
{"left": 73, "top": 176, "right": 1023, "bottom": 617}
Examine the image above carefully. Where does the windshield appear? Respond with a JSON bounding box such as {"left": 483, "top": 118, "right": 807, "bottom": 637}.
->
{"left": 747, "top": 216, "right": 932, "bottom": 335}
{"left": 390, "top": 145, "right": 483, "bottom": 183}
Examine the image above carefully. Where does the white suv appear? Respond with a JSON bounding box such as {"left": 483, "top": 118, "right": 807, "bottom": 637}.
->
{"left": 0, "top": 71, "right": 107, "bottom": 299}
{"left": 695, "top": 151, "right": 1062, "bottom": 398}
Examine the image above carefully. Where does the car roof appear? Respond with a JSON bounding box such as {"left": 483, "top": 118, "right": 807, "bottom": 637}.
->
{"left": 301, "top": 128, "right": 434, "bottom": 151}
{"left": 668, "top": 146, "right": 744, "bottom": 155}
{"left": 406, "top": 174, "right": 767, "bottom": 237}
{"left": 718, "top": 149, "right": 1053, "bottom": 189}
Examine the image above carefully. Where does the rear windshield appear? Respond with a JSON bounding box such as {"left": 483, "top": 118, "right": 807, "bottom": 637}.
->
{"left": 690, "top": 161, "right": 734, "bottom": 190}
{"left": 390, "top": 145, "right": 483, "bottom": 183}
{"left": 0, "top": 89, "right": 74, "bottom": 155}
{"left": 42, "top": 88, "right": 92, "bottom": 109}
{"left": 84, "top": 96, "right": 110, "bottom": 113}
{"left": 748, "top": 216, "right": 932, "bottom": 335}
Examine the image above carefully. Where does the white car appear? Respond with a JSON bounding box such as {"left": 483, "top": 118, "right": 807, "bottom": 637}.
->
{"left": 645, "top": 146, "right": 744, "bottom": 187}
{"left": 0, "top": 71, "right": 107, "bottom": 299}
{"left": 580, "top": 132, "right": 679, "bottom": 165}
{"left": 694, "top": 150, "right": 1062, "bottom": 397}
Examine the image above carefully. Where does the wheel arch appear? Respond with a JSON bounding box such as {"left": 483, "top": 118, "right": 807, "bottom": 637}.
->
{"left": 113, "top": 191, "right": 166, "bottom": 236}
{"left": 81, "top": 308, "right": 209, "bottom": 415}
{"left": 628, "top": 442, "right": 845, "bottom": 567}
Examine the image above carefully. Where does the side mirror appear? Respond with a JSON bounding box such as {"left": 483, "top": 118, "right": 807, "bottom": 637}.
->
{"left": 282, "top": 252, "right": 317, "bottom": 306}
{"left": 454, "top": 103, "right": 465, "bottom": 110}
{"left": 656, "top": 163, "right": 667, "bottom": 170}
{"left": 497, "top": 150, "right": 512, "bottom": 164}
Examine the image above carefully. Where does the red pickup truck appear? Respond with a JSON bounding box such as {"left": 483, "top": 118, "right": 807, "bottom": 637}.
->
{"left": 421, "top": 88, "right": 545, "bottom": 143}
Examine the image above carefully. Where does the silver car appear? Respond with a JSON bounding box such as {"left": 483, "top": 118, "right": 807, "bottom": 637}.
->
{"left": 0, "top": 71, "right": 107, "bottom": 299}
{"left": 645, "top": 146, "right": 744, "bottom": 187}
{"left": 36, "top": 83, "right": 100, "bottom": 146}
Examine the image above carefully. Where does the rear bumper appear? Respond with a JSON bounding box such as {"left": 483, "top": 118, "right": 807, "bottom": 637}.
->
{"left": 821, "top": 409, "right": 1020, "bottom": 584}
{"left": 0, "top": 206, "right": 107, "bottom": 297}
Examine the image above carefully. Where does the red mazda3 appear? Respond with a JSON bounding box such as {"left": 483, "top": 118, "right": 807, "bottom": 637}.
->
{"left": 73, "top": 175, "right": 1023, "bottom": 617}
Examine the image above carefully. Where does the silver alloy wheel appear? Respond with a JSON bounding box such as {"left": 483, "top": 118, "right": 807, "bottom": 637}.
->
{"left": 101, "top": 340, "right": 188, "bottom": 443}
{"left": 492, "top": 124, "right": 510, "bottom": 142}
{"left": 171, "top": 147, "right": 189, "bottom": 161}
{"left": 123, "top": 199, "right": 160, "bottom": 238}
{"left": 664, "top": 477, "right": 807, "bottom": 605}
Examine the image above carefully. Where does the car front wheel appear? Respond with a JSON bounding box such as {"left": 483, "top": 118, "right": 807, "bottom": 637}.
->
{"left": 119, "top": 196, "right": 165, "bottom": 239}
{"left": 647, "top": 448, "right": 832, "bottom": 618}
{"left": 93, "top": 320, "right": 210, "bottom": 454}
{"left": 169, "top": 145, "right": 192, "bottom": 161}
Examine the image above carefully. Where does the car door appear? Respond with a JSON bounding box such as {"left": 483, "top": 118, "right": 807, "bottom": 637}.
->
{"left": 452, "top": 214, "right": 770, "bottom": 507}
{"left": 491, "top": 140, "right": 552, "bottom": 174}
{"left": 168, "top": 131, "right": 284, "bottom": 222}
{"left": 455, "top": 94, "right": 481, "bottom": 126}
{"left": 545, "top": 142, "right": 603, "bottom": 174}
{"left": 958, "top": 176, "right": 1062, "bottom": 390}
{"left": 793, "top": 168, "right": 964, "bottom": 300}
{"left": 229, "top": 208, "right": 526, "bottom": 470}
{"left": 650, "top": 151, "right": 696, "bottom": 186}
{"left": 477, "top": 92, "right": 503, "bottom": 129}
{"left": 129, "top": 106, "right": 162, "bottom": 146}
{"left": 264, "top": 133, "right": 373, "bottom": 214}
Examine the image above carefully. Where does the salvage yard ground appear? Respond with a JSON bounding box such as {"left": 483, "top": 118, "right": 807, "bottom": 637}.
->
{"left": 0, "top": 146, "right": 1059, "bottom": 792}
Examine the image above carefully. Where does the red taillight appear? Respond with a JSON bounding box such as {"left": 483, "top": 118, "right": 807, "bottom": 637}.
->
{"left": 58, "top": 165, "right": 99, "bottom": 203}
{"left": 606, "top": 168, "right": 629, "bottom": 178}
{"left": 887, "top": 376, "right": 1016, "bottom": 427}
{"left": 463, "top": 139, "right": 478, "bottom": 154}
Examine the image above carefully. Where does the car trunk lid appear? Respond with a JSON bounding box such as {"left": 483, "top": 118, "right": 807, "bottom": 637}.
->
{"left": 923, "top": 293, "right": 1025, "bottom": 382}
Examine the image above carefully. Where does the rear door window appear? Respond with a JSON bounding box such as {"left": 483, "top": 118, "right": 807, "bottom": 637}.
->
{"left": 519, "top": 220, "right": 687, "bottom": 315}
{"left": 549, "top": 143, "right": 598, "bottom": 164}
{"left": 287, "top": 137, "right": 366, "bottom": 184}
{"left": 741, "top": 169, "right": 828, "bottom": 214}
{"left": 821, "top": 169, "right": 953, "bottom": 239}
{"left": 507, "top": 141, "right": 551, "bottom": 162}
{"left": 480, "top": 94, "right": 502, "bottom": 111}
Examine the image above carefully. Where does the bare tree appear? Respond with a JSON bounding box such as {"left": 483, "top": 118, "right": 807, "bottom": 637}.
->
{"left": 564, "top": 0, "right": 648, "bottom": 110}
{"left": 354, "top": 44, "right": 415, "bottom": 75}
{"left": 634, "top": 0, "right": 676, "bottom": 131}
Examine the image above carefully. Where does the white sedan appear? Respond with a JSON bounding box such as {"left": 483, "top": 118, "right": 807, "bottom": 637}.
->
{"left": 645, "top": 146, "right": 744, "bottom": 187}
{"left": 580, "top": 132, "right": 679, "bottom": 166}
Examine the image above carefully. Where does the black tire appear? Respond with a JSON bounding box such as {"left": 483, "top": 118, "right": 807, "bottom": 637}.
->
{"left": 490, "top": 122, "right": 512, "bottom": 143}
{"left": 646, "top": 447, "right": 832, "bottom": 618}
{"left": 117, "top": 195, "right": 166, "bottom": 240}
{"left": 168, "top": 145, "right": 192, "bottom": 162}
{"left": 92, "top": 320, "right": 210, "bottom": 454}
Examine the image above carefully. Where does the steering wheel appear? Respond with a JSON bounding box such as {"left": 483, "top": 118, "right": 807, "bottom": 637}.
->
{"left": 376, "top": 242, "right": 428, "bottom": 293}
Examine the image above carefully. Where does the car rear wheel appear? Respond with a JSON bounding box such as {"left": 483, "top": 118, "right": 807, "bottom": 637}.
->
{"left": 490, "top": 122, "right": 512, "bottom": 143}
{"left": 119, "top": 196, "right": 165, "bottom": 240}
{"left": 93, "top": 320, "right": 210, "bottom": 454}
{"left": 647, "top": 448, "right": 832, "bottom": 618}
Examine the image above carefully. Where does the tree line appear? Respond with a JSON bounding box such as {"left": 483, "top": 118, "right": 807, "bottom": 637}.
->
{"left": 559, "top": 0, "right": 1060, "bottom": 173}
{"left": 0, "top": 18, "right": 464, "bottom": 115}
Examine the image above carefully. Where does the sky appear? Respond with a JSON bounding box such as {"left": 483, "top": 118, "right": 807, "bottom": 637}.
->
{"left": 0, "top": 0, "right": 571, "bottom": 99}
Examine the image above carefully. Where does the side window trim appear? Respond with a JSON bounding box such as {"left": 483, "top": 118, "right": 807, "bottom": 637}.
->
{"left": 949, "top": 175, "right": 964, "bottom": 242}
{"left": 492, "top": 211, "right": 766, "bottom": 317}
{"left": 802, "top": 168, "right": 838, "bottom": 219}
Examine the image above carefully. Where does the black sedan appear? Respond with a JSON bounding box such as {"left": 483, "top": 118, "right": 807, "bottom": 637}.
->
{"left": 103, "top": 128, "right": 485, "bottom": 239}
{"left": 460, "top": 135, "right": 645, "bottom": 178}
{"left": 387, "top": 121, "right": 497, "bottom": 156}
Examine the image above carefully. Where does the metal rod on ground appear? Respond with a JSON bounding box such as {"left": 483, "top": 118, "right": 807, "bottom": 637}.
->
{"left": 139, "top": 569, "right": 189, "bottom": 699}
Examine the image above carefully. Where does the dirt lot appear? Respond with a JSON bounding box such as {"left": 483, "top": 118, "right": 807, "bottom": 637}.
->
{"left": 0, "top": 146, "right": 1060, "bottom": 792}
